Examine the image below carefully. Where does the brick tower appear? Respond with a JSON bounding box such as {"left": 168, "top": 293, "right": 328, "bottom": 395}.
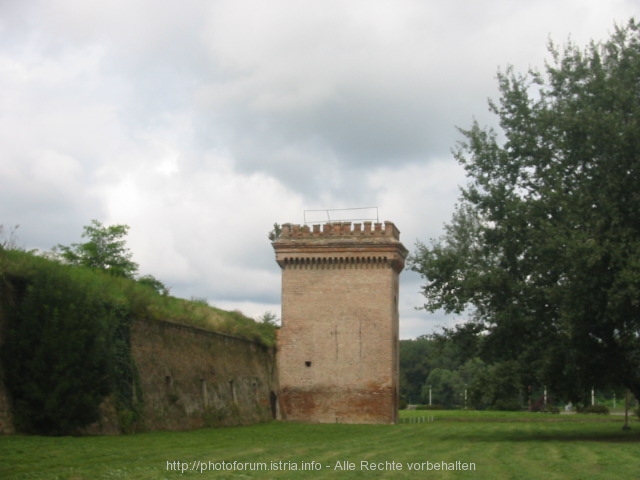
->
{"left": 272, "top": 221, "right": 407, "bottom": 424}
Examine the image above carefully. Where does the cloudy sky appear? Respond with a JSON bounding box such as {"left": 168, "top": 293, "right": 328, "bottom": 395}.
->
{"left": 1, "top": 1, "right": 637, "bottom": 338}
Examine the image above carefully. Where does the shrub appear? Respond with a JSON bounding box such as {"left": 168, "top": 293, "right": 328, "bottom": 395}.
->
{"left": 530, "top": 397, "right": 560, "bottom": 413}
{"left": 491, "top": 399, "right": 523, "bottom": 411}
{"left": 137, "top": 274, "right": 169, "bottom": 295}
{"left": 416, "top": 404, "right": 443, "bottom": 410}
{"left": 541, "top": 405, "right": 560, "bottom": 414}
{"left": 578, "top": 404, "right": 610, "bottom": 415}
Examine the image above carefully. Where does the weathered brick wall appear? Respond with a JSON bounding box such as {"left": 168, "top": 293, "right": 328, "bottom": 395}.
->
{"left": 273, "top": 221, "right": 406, "bottom": 424}
{"left": 129, "top": 318, "right": 278, "bottom": 432}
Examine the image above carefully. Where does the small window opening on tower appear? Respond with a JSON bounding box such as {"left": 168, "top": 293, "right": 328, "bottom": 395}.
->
{"left": 305, "top": 361, "right": 312, "bottom": 367}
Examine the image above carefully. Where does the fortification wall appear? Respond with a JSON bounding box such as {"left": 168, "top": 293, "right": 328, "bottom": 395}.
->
{"left": 128, "top": 318, "right": 278, "bottom": 432}
{"left": 0, "top": 315, "right": 278, "bottom": 434}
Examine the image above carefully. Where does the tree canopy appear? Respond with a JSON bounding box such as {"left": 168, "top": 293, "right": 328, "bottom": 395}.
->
{"left": 410, "top": 19, "right": 640, "bottom": 403}
{"left": 55, "top": 220, "right": 138, "bottom": 279}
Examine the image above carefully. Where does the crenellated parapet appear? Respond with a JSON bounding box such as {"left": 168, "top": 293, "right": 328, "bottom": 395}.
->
{"left": 279, "top": 221, "right": 400, "bottom": 240}
{"left": 273, "top": 221, "right": 408, "bottom": 273}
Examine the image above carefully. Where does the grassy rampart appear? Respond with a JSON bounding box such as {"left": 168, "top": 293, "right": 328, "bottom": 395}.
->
{"left": 0, "top": 249, "right": 277, "bottom": 435}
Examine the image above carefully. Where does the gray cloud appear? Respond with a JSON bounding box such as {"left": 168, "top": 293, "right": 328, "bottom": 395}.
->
{"left": 1, "top": 0, "right": 637, "bottom": 338}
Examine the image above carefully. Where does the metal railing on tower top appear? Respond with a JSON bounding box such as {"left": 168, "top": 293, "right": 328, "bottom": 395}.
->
{"left": 303, "top": 207, "right": 379, "bottom": 225}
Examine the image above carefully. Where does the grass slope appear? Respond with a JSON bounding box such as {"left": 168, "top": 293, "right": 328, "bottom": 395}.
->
{"left": 0, "top": 249, "right": 276, "bottom": 346}
{"left": 1, "top": 411, "right": 638, "bottom": 479}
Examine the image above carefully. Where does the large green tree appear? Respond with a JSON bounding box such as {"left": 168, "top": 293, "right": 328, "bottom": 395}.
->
{"left": 411, "top": 19, "right": 640, "bottom": 403}
{"left": 55, "top": 220, "right": 138, "bottom": 278}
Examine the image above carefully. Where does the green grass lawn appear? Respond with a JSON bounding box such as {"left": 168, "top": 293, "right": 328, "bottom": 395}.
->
{"left": 1, "top": 410, "right": 638, "bottom": 479}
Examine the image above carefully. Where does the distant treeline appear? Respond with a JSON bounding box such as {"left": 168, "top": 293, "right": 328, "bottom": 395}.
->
{"left": 399, "top": 330, "right": 629, "bottom": 411}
